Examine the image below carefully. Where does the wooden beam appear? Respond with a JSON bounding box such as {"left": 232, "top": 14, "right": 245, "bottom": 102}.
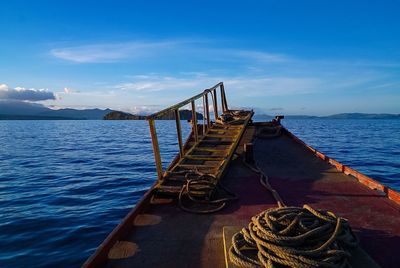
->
{"left": 205, "top": 92, "right": 211, "bottom": 128}
{"left": 174, "top": 109, "right": 184, "bottom": 158}
{"left": 202, "top": 95, "right": 206, "bottom": 136}
{"left": 191, "top": 100, "right": 198, "bottom": 142}
{"left": 184, "top": 155, "right": 225, "bottom": 161}
{"left": 220, "top": 83, "right": 227, "bottom": 113}
{"left": 213, "top": 88, "right": 218, "bottom": 121}
{"left": 148, "top": 119, "right": 163, "bottom": 180}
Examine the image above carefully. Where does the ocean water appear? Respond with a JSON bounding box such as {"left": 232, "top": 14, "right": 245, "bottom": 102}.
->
{"left": 0, "top": 119, "right": 399, "bottom": 267}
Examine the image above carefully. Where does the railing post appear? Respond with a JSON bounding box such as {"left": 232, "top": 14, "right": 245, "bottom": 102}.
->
{"left": 220, "top": 83, "right": 228, "bottom": 112}
{"left": 174, "top": 109, "right": 184, "bottom": 158}
{"left": 205, "top": 92, "right": 211, "bottom": 128}
{"left": 148, "top": 119, "right": 163, "bottom": 180}
{"left": 191, "top": 100, "right": 198, "bottom": 142}
{"left": 213, "top": 88, "right": 218, "bottom": 121}
{"left": 202, "top": 95, "right": 206, "bottom": 136}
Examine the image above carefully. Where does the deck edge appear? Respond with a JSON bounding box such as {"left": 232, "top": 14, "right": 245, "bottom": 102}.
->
{"left": 82, "top": 183, "right": 157, "bottom": 268}
{"left": 282, "top": 127, "right": 400, "bottom": 205}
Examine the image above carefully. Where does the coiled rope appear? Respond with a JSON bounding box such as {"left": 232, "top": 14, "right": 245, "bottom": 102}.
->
{"left": 216, "top": 110, "right": 248, "bottom": 125}
{"left": 178, "top": 169, "right": 238, "bottom": 214}
{"left": 229, "top": 135, "right": 359, "bottom": 268}
{"left": 256, "top": 123, "right": 282, "bottom": 139}
{"left": 229, "top": 205, "right": 358, "bottom": 268}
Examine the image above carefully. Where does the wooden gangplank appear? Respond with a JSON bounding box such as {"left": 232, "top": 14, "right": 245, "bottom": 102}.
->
{"left": 144, "top": 82, "right": 253, "bottom": 196}
{"left": 157, "top": 111, "right": 253, "bottom": 195}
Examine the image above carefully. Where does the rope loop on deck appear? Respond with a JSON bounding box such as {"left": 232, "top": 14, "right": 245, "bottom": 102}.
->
{"left": 256, "top": 123, "right": 282, "bottom": 139}
{"left": 178, "top": 169, "right": 238, "bottom": 214}
{"left": 242, "top": 159, "right": 286, "bottom": 208}
{"left": 229, "top": 205, "right": 359, "bottom": 268}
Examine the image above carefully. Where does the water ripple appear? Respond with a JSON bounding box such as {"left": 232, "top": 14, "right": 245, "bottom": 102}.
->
{"left": 0, "top": 120, "right": 191, "bottom": 267}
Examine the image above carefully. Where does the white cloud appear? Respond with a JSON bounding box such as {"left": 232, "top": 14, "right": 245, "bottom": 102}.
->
{"left": 225, "top": 77, "right": 321, "bottom": 96}
{"left": 114, "top": 74, "right": 321, "bottom": 96}
{"left": 231, "top": 50, "right": 289, "bottom": 63}
{"left": 0, "top": 84, "right": 56, "bottom": 101}
{"left": 49, "top": 39, "right": 290, "bottom": 65}
{"left": 125, "top": 105, "right": 163, "bottom": 115}
{"left": 50, "top": 41, "right": 176, "bottom": 63}
{"left": 63, "top": 87, "right": 80, "bottom": 94}
{"left": 115, "top": 75, "right": 208, "bottom": 92}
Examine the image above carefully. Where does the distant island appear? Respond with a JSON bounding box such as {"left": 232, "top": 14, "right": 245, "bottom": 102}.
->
{"left": 103, "top": 110, "right": 204, "bottom": 120}
{"left": 103, "top": 111, "right": 146, "bottom": 120}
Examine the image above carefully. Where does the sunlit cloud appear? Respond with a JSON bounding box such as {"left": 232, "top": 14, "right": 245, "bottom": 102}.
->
{"left": 0, "top": 84, "right": 56, "bottom": 101}
{"left": 63, "top": 87, "right": 80, "bottom": 94}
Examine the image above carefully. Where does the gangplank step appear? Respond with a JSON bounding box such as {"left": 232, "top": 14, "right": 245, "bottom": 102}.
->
{"left": 194, "top": 147, "right": 230, "bottom": 152}
{"left": 184, "top": 155, "right": 225, "bottom": 161}
{"left": 206, "top": 134, "right": 238, "bottom": 138}
{"left": 200, "top": 140, "right": 235, "bottom": 143}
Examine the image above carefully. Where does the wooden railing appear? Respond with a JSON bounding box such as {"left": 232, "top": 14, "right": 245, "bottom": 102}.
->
{"left": 146, "top": 82, "right": 228, "bottom": 180}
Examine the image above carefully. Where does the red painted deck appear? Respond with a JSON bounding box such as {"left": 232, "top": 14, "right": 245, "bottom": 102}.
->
{"left": 85, "top": 124, "right": 400, "bottom": 268}
{"left": 253, "top": 129, "right": 400, "bottom": 268}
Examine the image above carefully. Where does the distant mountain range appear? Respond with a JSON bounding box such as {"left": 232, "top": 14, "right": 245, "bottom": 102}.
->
{"left": 324, "top": 113, "right": 400, "bottom": 119}
{"left": 0, "top": 101, "right": 398, "bottom": 120}
{"left": 253, "top": 113, "right": 400, "bottom": 120}
{"left": 0, "top": 100, "right": 113, "bottom": 120}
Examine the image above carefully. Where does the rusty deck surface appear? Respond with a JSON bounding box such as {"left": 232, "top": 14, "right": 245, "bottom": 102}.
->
{"left": 89, "top": 124, "right": 400, "bottom": 268}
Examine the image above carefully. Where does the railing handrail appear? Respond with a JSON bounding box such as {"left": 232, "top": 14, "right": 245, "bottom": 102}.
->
{"left": 146, "top": 82, "right": 223, "bottom": 120}
{"left": 146, "top": 81, "right": 228, "bottom": 180}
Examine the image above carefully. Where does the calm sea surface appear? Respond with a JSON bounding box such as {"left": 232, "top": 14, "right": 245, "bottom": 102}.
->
{"left": 1, "top": 119, "right": 399, "bottom": 267}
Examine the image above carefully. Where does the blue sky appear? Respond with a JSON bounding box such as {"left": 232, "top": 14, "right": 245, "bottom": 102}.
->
{"left": 1, "top": 0, "right": 399, "bottom": 115}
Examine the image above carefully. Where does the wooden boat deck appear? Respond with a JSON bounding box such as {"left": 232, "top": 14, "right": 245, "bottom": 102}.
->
{"left": 86, "top": 123, "right": 400, "bottom": 268}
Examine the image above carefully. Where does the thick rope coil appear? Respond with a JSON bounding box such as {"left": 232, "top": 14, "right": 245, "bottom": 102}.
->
{"left": 229, "top": 130, "right": 358, "bottom": 267}
{"left": 229, "top": 205, "right": 359, "bottom": 268}
{"left": 216, "top": 110, "right": 247, "bottom": 125}
{"left": 178, "top": 170, "right": 238, "bottom": 214}
{"left": 256, "top": 124, "right": 282, "bottom": 139}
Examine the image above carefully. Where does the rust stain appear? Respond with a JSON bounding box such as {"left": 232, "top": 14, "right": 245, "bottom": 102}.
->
{"left": 133, "top": 214, "right": 162, "bottom": 226}
{"left": 108, "top": 241, "right": 139, "bottom": 260}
